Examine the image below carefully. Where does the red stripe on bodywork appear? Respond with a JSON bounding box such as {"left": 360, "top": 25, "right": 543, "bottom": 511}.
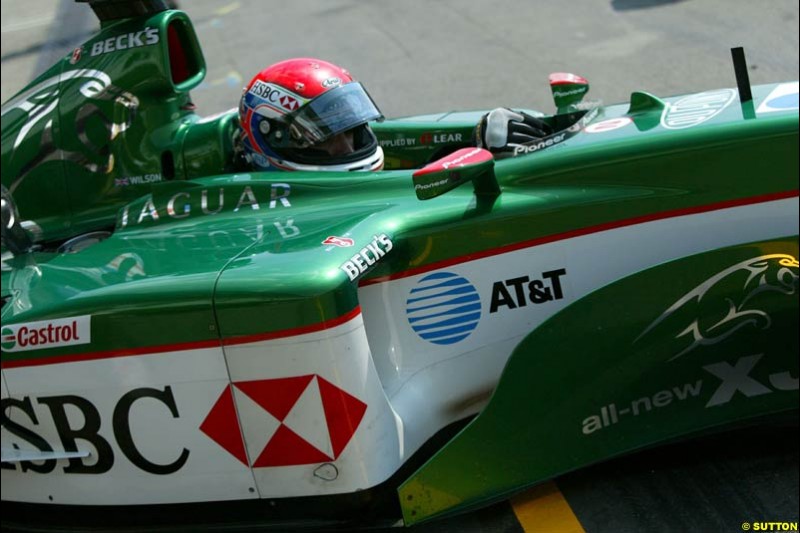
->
{"left": 3, "top": 191, "right": 796, "bottom": 368}
{"left": 2, "top": 307, "right": 362, "bottom": 369}
{"left": 1, "top": 338, "right": 221, "bottom": 369}
{"left": 221, "top": 305, "right": 362, "bottom": 346}
{"left": 360, "top": 190, "right": 800, "bottom": 286}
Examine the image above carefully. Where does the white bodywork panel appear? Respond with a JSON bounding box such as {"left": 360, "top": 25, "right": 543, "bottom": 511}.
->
{"left": 1, "top": 196, "right": 797, "bottom": 504}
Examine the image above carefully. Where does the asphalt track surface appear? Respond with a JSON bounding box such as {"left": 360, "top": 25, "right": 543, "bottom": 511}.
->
{"left": 1, "top": 1, "right": 799, "bottom": 532}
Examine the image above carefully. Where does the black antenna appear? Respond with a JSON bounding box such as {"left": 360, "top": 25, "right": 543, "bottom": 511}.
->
{"left": 731, "top": 47, "right": 753, "bottom": 103}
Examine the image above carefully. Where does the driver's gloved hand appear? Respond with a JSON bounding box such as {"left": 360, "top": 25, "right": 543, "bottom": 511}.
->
{"left": 473, "top": 108, "right": 553, "bottom": 155}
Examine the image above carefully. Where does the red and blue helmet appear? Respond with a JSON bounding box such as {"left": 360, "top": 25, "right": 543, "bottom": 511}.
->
{"left": 238, "top": 58, "right": 384, "bottom": 171}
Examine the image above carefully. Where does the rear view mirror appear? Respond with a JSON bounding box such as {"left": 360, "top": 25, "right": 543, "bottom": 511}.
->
{"left": 411, "top": 148, "right": 499, "bottom": 200}
{"left": 549, "top": 72, "right": 589, "bottom": 114}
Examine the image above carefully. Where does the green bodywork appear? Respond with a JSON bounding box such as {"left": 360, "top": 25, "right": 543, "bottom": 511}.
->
{"left": 1, "top": 7, "right": 798, "bottom": 526}
{"left": 399, "top": 238, "right": 799, "bottom": 523}
{"left": 3, "top": 105, "right": 796, "bottom": 360}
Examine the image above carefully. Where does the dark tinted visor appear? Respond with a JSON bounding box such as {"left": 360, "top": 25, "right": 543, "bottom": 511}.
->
{"left": 288, "top": 82, "right": 383, "bottom": 144}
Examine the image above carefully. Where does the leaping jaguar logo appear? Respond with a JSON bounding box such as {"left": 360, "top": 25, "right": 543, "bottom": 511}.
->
{"left": 1, "top": 69, "right": 111, "bottom": 150}
{"left": 1, "top": 68, "right": 140, "bottom": 191}
{"left": 637, "top": 254, "right": 798, "bottom": 360}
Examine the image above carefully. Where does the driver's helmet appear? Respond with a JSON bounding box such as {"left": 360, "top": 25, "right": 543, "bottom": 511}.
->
{"left": 238, "top": 58, "right": 384, "bottom": 172}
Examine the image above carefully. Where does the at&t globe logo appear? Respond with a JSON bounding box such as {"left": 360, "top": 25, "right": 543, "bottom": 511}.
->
{"left": 406, "top": 272, "right": 481, "bottom": 345}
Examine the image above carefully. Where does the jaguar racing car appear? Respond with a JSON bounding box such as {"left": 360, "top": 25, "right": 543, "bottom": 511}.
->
{"left": 1, "top": 1, "right": 798, "bottom": 529}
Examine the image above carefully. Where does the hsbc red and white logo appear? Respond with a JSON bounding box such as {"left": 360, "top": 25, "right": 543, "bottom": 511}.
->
{"left": 200, "top": 375, "right": 367, "bottom": 467}
{"left": 249, "top": 81, "right": 306, "bottom": 114}
{"left": 280, "top": 95, "right": 299, "bottom": 111}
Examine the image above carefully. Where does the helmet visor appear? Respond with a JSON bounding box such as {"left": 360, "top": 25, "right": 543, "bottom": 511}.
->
{"left": 288, "top": 82, "right": 383, "bottom": 145}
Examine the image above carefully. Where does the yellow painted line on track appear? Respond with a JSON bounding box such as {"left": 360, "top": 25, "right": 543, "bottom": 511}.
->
{"left": 511, "top": 481, "right": 585, "bottom": 533}
{"left": 214, "top": 2, "right": 241, "bottom": 16}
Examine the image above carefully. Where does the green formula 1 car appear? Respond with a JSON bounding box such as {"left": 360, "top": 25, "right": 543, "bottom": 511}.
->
{"left": 1, "top": 0, "right": 797, "bottom": 530}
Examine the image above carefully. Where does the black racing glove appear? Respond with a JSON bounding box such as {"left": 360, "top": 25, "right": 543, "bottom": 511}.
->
{"left": 473, "top": 108, "right": 553, "bottom": 155}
